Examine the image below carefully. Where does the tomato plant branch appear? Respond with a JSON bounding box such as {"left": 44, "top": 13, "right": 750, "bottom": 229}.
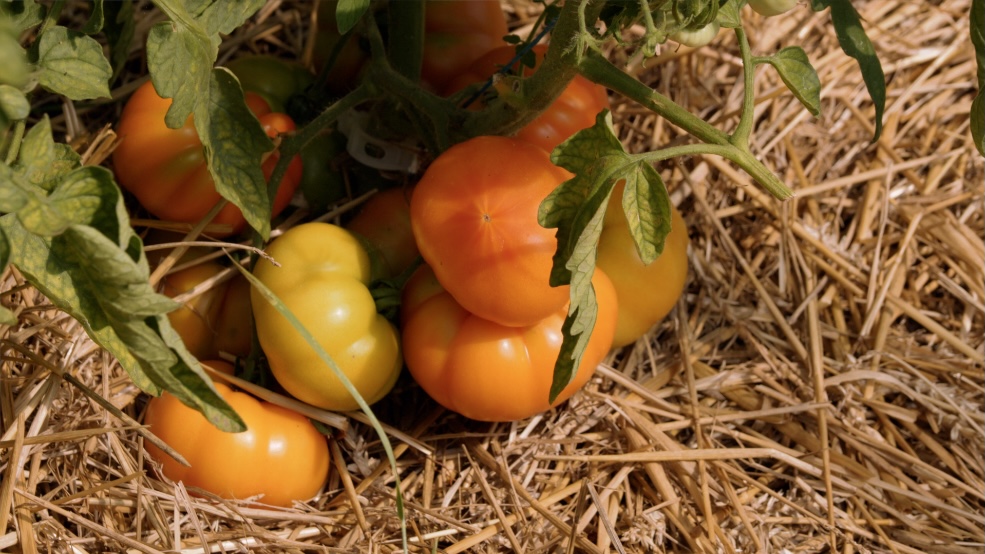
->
{"left": 730, "top": 27, "right": 755, "bottom": 151}
{"left": 268, "top": 84, "right": 375, "bottom": 202}
{"left": 577, "top": 52, "right": 793, "bottom": 199}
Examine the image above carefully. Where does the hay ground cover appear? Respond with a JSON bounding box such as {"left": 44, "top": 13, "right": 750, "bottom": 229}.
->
{"left": 1, "top": 0, "right": 983, "bottom": 552}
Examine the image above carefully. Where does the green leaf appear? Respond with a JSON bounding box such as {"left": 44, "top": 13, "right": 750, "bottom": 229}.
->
{"left": 16, "top": 166, "right": 120, "bottom": 237}
{"left": 0, "top": 27, "right": 31, "bottom": 89}
{"left": 764, "top": 46, "right": 821, "bottom": 117}
{"left": 146, "top": 0, "right": 273, "bottom": 237}
{"left": 538, "top": 110, "right": 671, "bottom": 400}
{"left": 0, "top": 215, "right": 246, "bottom": 432}
{"left": 822, "top": 0, "right": 885, "bottom": 141}
{"left": 0, "top": 165, "right": 30, "bottom": 213}
{"left": 971, "top": 0, "right": 984, "bottom": 155}
{"left": 35, "top": 26, "right": 112, "bottom": 100}
{"left": 12, "top": 117, "right": 81, "bottom": 191}
{"left": 103, "top": 1, "right": 135, "bottom": 80}
{"left": 194, "top": 68, "right": 275, "bottom": 238}
{"left": 336, "top": 0, "right": 371, "bottom": 35}
{"left": 717, "top": 0, "right": 743, "bottom": 28}
{"left": 0, "top": 84, "right": 30, "bottom": 132}
{"left": 80, "top": 0, "right": 105, "bottom": 34}
{"left": 0, "top": 0, "right": 46, "bottom": 33}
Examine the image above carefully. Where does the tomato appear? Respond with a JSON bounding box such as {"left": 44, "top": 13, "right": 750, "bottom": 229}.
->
{"left": 143, "top": 365, "right": 330, "bottom": 507}
{"left": 747, "top": 0, "right": 799, "bottom": 17}
{"left": 157, "top": 259, "right": 254, "bottom": 360}
{"left": 444, "top": 45, "right": 611, "bottom": 154}
{"left": 225, "top": 55, "right": 314, "bottom": 113}
{"left": 400, "top": 265, "right": 618, "bottom": 422}
{"left": 345, "top": 187, "right": 419, "bottom": 279}
{"left": 313, "top": 0, "right": 508, "bottom": 92}
{"left": 113, "top": 81, "right": 303, "bottom": 236}
{"left": 298, "top": 129, "right": 349, "bottom": 212}
{"left": 596, "top": 182, "right": 690, "bottom": 347}
{"left": 410, "top": 136, "right": 572, "bottom": 327}
{"left": 670, "top": 22, "right": 721, "bottom": 48}
{"left": 251, "top": 222, "right": 402, "bottom": 411}
{"left": 419, "top": 0, "right": 509, "bottom": 91}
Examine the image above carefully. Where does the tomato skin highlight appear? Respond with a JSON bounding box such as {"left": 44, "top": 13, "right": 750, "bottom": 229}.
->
{"left": 445, "top": 45, "right": 611, "bottom": 153}
{"left": 410, "top": 136, "right": 572, "bottom": 328}
{"left": 251, "top": 223, "right": 402, "bottom": 412}
{"left": 596, "top": 183, "right": 690, "bottom": 347}
{"left": 400, "top": 266, "right": 618, "bottom": 422}
{"left": 143, "top": 369, "right": 330, "bottom": 508}
{"left": 747, "top": 0, "right": 799, "bottom": 17}
{"left": 113, "top": 81, "right": 303, "bottom": 236}
{"left": 670, "top": 22, "right": 721, "bottom": 48}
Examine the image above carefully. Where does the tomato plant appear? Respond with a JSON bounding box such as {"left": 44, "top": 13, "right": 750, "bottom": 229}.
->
{"left": 143, "top": 365, "right": 330, "bottom": 507}
{"left": 401, "top": 265, "right": 618, "bottom": 421}
{"left": 345, "top": 187, "right": 419, "bottom": 279}
{"left": 251, "top": 222, "right": 402, "bottom": 412}
{"left": 410, "top": 135, "right": 572, "bottom": 327}
{"left": 112, "top": 81, "right": 303, "bottom": 236}
{"left": 444, "top": 45, "right": 610, "bottom": 153}
{"left": 597, "top": 183, "right": 690, "bottom": 347}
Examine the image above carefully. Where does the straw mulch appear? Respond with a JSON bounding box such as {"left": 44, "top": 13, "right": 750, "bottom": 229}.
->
{"left": 2, "top": 0, "right": 983, "bottom": 552}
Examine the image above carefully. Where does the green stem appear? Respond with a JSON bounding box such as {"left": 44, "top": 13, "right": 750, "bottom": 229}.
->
{"left": 267, "top": 83, "right": 375, "bottom": 201}
{"left": 37, "top": 0, "right": 65, "bottom": 36}
{"left": 730, "top": 27, "right": 756, "bottom": 151}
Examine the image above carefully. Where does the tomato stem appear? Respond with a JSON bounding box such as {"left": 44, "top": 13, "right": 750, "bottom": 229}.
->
{"left": 386, "top": 0, "right": 425, "bottom": 84}
{"left": 730, "top": 27, "right": 756, "bottom": 151}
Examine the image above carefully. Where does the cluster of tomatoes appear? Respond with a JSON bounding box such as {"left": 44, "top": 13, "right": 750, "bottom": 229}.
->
{"left": 112, "top": 0, "right": 689, "bottom": 507}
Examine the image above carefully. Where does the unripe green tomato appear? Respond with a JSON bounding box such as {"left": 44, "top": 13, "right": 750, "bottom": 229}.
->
{"left": 747, "top": 0, "right": 798, "bottom": 17}
{"left": 670, "top": 22, "right": 720, "bottom": 48}
{"left": 225, "top": 55, "right": 314, "bottom": 113}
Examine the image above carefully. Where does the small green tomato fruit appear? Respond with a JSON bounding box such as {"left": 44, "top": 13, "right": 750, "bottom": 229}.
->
{"left": 748, "top": 0, "right": 798, "bottom": 17}
{"left": 670, "top": 22, "right": 720, "bottom": 48}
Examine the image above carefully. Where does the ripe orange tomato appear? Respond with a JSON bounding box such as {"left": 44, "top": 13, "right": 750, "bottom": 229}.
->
{"left": 113, "top": 81, "right": 303, "bottom": 236}
{"left": 345, "top": 187, "right": 419, "bottom": 279}
{"left": 445, "top": 44, "right": 611, "bottom": 153}
{"left": 410, "top": 136, "right": 572, "bottom": 327}
{"left": 400, "top": 265, "right": 618, "bottom": 422}
{"left": 597, "top": 182, "right": 690, "bottom": 347}
{"left": 143, "top": 365, "right": 330, "bottom": 507}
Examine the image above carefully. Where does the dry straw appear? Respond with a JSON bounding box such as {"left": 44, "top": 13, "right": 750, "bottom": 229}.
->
{"left": 2, "top": 0, "right": 983, "bottom": 552}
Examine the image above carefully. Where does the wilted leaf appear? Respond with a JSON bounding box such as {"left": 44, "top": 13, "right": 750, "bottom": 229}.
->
{"left": 765, "top": 46, "right": 822, "bottom": 117}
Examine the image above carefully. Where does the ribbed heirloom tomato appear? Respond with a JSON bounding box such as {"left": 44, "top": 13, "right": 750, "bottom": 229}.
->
{"left": 113, "top": 81, "right": 303, "bottom": 235}
{"left": 597, "top": 182, "right": 690, "bottom": 347}
{"left": 445, "top": 45, "right": 611, "bottom": 153}
{"left": 251, "top": 223, "right": 402, "bottom": 412}
{"left": 400, "top": 266, "right": 618, "bottom": 422}
{"left": 143, "top": 361, "right": 330, "bottom": 507}
{"left": 410, "top": 136, "right": 572, "bottom": 327}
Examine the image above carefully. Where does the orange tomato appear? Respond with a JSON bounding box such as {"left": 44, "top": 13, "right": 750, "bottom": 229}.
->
{"left": 143, "top": 365, "right": 330, "bottom": 507}
{"left": 400, "top": 265, "right": 618, "bottom": 421}
{"left": 410, "top": 136, "right": 572, "bottom": 327}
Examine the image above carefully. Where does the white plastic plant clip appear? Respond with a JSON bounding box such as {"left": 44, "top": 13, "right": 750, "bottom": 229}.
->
{"left": 337, "top": 111, "right": 420, "bottom": 174}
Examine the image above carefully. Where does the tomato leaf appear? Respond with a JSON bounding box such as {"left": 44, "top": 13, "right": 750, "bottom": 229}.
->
{"left": 16, "top": 166, "right": 120, "bottom": 237}
{"left": 0, "top": 85, "right": 30, "bottom": 133}
{"left": 764, "top": 46, "right": 821, "bottom": 117}
{"left": 0, "top": 216, "right": 246, "bottom": 433}
{"left": 102, "top": 1, "right": 136, "bottom": 80}
{"left": 716, "top": 0, "right": 742, "bottom": 29}
{"left": 34, "top": 26, "right": 112, "bottom": 100}
{"left": 13, "top": 118, "right": 82, "bottom": 191}
{"left": 80, "top": 0, "right": 105, "bottom": 35}
{"left": 811, "top": 0, "right": 885, "bottom": 141}
{"left": 971, "top": 0, "right": 984, "bottom": 156}
{"left": 146, "top": 0, "right": 275, "bottom": 238}
{"left": 0, "top": 164, "right": 29, "bottom": 213}
{"left": 336, "top": 0, "right": 371, "bottom": 35}
{"left": 539, "top": 110, "right": 671, "bottom": 401}
{"left": 0, "top": 1, "right": 45, "bottom": 33}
